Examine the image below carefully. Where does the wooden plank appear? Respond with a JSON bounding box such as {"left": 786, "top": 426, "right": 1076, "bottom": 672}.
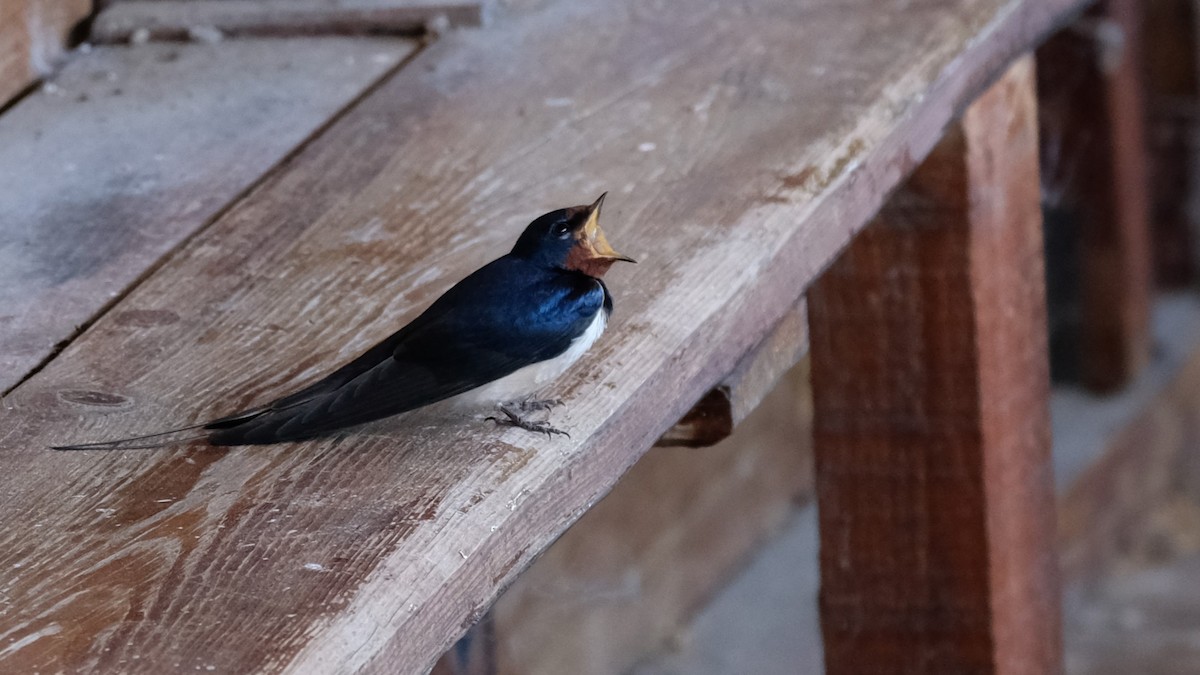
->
{"left": 489, "top": 361, "right": 812, "bottom": 675}
{"left": 0, "top": 0, "right": 1088, "bottom": 672}
{"left": 807, "top": 58, "right": 1062, "bottom": 674}
{"left": 0, "top": 39, "right": 415, "bottom": 393}
{"left": 0, "top": 0, "right": 90, "bottom": 105}
{"left": 1036, "top": 0, "right": 1154, "bottom": 391}
{"left": 92, "top": 0, "right": 484, "bottom": 43}
{"left": 656, "top": 301, "right": 807, "bottom": 447}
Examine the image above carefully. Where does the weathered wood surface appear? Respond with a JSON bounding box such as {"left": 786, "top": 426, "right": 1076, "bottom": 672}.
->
{"left": 0, "top": 0, "right": 1088, "bottom": 672}
{"left": 1037, "top": 0, "right": 1153, "bottom": 392}
{"left": 0, "top": 0, "right": 90, "bottom": 105}
{"left": 92, "top": 0, "right": 483, "bottom": 43}
{"left": 808, "top": 58, "right": 1062, "bottom": 674}
{"left": 0, "top": 39, "right": 415, "bottom": 393}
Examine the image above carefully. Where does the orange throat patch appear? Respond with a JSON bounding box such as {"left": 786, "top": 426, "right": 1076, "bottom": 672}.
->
{"left": 564, "top": 244, "right": 617, "bottom": 278}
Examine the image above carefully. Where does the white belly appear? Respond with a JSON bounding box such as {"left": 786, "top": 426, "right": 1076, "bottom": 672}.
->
{"left": 455, "top": 309, "right": 607, "bottom": 406}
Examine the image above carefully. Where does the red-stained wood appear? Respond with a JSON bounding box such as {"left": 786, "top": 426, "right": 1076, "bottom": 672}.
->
{"left": 0, "top": 0, "right": 1088, "bottom": 672}
{"left": 91, "top": 0, "right": 484, "bottom": 43}
{"left": 0, "top": 39, "right": 415, "bottom": 393}
{"left": 0, "top": 0, "right": 90, "bottom": 105}
{"left": 1037, "top": 0, "right": 1153, "bottom": 391}
{"left": 807, "top": 57, "right": 1062, "bottom": 674}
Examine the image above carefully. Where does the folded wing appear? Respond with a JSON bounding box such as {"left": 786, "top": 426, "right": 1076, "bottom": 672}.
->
{"left": 207, "top": 261, "right": 603, "bottom": 444}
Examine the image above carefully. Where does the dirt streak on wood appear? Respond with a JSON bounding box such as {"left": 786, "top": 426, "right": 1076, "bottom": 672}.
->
{"left": 92, "top": 0, "right": 484, "bottom": 43}
{"left": 0, "top": 0, "right": 90, "bottom": 106}
{"left": 808, "top": 58, "right": 1062, "bottom": 674}
{"left": 0, "top": 0, "right": 1087, "bottom": 672}
{"left": 1036, "top": 0, "right": 1153, "bottom": 392}
{"left": 0, "top": 39, "right": 415, "bottom": 393}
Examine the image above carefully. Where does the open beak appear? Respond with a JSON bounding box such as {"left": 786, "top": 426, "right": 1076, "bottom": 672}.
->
{"left": 580, "top": 193, "right": 636, "bottom": 264}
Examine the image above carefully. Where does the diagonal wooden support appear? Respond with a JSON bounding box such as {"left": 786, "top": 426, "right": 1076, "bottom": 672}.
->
{"left": 807, "top": 57, "right": 1062, "bottom": 674}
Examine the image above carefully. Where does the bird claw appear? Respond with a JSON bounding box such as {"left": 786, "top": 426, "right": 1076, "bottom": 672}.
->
{"left": 486, "top": 406, "right": 570, "bottom": 439}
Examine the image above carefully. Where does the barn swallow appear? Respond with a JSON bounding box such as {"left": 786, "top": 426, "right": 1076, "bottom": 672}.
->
{"left": 53, "top": 194, "right": 634, "bottom": 449}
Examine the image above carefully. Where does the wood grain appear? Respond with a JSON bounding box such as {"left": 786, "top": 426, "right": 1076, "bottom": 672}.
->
{"left": 0, "top": 0, "right": 90, "bottom": 105}
{"left": 92, "top": 0, "right": 484, "bottom": 43}
{"left": 1037, "top": 0, "right": 1153, "bottom": 391}
{"left": 808, "top": 58, "right": 1062, "bottom": 674}
{"left": 0, "top": 39, "right": 415, "bottom": 393}
{"left": 0, "top": 0, "right": 1087, "bottom": 672}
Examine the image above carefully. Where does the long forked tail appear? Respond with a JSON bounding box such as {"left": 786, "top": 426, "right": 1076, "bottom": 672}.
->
{"left": 50, "top": 423, "right": 213, "bottom": 451}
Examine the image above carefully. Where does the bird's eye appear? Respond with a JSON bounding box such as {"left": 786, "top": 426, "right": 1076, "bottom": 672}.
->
{"left": 553, "top": 222, "right": 572, "bottom": 239}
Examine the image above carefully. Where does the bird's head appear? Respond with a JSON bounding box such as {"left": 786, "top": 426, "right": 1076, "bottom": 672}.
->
{"left": 511, "top": 193, "right": 636, "bottom": 277}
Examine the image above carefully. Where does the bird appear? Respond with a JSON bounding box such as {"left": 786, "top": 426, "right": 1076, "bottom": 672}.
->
{"left": 53, "top": 193, "right": 634, "bottom": 450}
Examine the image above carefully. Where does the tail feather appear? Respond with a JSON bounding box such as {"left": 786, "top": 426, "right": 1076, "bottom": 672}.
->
{"left": 207, "top": 405, "right": 349, "bottom": 446}
{"left": 50, "top": 423, "right": 212, "bottom": 451}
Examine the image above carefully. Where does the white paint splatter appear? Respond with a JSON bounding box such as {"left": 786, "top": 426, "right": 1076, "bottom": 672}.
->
{"left": 303, "top": 562, "right": 326, "bottom": 572}
{"left": 638, "top": 142, "right": 657, "bottom": 152}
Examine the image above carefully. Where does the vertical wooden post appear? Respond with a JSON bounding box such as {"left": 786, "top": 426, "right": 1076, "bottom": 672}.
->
{"left": 1144, "top": 0, "right": 1200, "bottom": 287}
{"left": 1037, "top": 0, "right": 1153, "bottom": 391}
{"left": 807, "top": 57, "right": 1062, "bottom": 674}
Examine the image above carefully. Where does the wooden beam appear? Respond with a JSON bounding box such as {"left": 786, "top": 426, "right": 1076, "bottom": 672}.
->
{"left": 92, "top": 0, "right": 484, "bottom": 43}
{"left": 1036, "top": 0, "right": 1153, "bottom": 391}
{"left": 807, "top": 57, "right": 1062, "bottom": 674}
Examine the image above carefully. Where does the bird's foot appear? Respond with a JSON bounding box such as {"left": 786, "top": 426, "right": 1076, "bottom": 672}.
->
{"left": 515, "top": 397, "right": 563, "bottom": 413}
{"left": 486, "top": 404, "right": 569, "bottom": 439}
